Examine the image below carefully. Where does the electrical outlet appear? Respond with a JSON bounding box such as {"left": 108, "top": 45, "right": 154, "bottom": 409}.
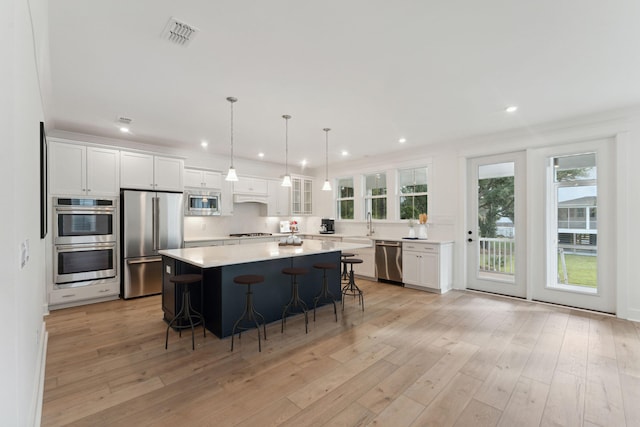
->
{"left": 166, "top": 265, "right": 171, "bottom": 274}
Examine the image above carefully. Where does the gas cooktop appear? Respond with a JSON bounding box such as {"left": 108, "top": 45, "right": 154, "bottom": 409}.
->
{"left": 229, "top": 233, "right": 273, "bottom": 237}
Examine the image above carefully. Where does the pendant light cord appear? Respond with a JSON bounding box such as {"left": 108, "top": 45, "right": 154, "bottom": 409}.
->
{"left": 324, "top": 128, "right": 330, "bottom": 180}
{"left": 227, "top": 97, "right": 237, "bottom": 168}
{"left": 283, "top": 115, "right": 291, "bottom": 176}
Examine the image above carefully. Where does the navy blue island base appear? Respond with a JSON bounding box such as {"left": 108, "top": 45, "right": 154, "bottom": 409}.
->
{"left": 163, "top": 251, "right": 342, "bottom": 338}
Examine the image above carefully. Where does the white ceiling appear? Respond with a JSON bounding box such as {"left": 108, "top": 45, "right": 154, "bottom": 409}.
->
{"left": 47, "top": 0, "right": 640, "bottom": 168}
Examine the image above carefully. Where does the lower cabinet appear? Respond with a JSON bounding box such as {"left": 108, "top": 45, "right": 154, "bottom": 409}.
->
{"left": 402, "top": 242, "right": 453, "bottom": 293}
{"left": 49, "top": 281, "right": 119, "bottom": 308}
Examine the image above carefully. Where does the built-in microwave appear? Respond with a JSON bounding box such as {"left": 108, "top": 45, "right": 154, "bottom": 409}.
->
{"left": 184, "top": 190, "right": 221, "bottom": 216}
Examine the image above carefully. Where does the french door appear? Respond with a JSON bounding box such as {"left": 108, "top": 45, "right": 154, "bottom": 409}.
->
{"left": 531, "top": 139, "right": 615, "bottom": 313}
{"left": 466, "top": 152, "right": 526, "bottom": 297}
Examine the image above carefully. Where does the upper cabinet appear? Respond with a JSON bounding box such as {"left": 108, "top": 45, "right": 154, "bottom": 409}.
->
{"left": 234, "top": 177, "right": 268, "bottom": 195}
{"left": 120, "top": 151, "right": 183, "bottom": 192}
{"left": 266, "top": 179, "right": 290, "bottom": 216}
{"left": 49, "top": 141, "right": 120, "bottom": 197}
{"left": 184, "top": 168, "right": 222, "bottom": 189}
{"left": 292, "top": 176, "right": 313, "bottom": 215}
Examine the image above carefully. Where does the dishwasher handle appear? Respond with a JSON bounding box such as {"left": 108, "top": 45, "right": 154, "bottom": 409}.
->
{"left": 376, "top": 241, "right": 402, "bottom": 247}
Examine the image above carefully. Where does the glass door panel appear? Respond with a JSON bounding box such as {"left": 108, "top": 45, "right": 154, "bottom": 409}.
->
{"left": 467, "top": 152, "right": 526, "bottom": 297}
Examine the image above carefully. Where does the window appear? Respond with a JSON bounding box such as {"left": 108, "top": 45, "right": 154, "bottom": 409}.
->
{"left": 336, "top": 177, "right": 354, "bottom": 220}
{"left": 398, "top": 167, "right": 428, "bottom": 220}
{"left": 364, "top": 173, "right": 387, "bottom": 219}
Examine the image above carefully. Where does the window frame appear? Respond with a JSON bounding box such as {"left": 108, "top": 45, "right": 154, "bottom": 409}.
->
{"left": 336, "top": 176, "right": 355, "bottom": 220}
{"left": 363, "top": 172, "right": 388, "bottom": 220}
{"left": 397, "top": 166, "right": 429, "bottom": 221}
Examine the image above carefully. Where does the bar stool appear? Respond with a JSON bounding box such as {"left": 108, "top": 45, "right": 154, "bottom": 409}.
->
{"left": 281, "top": 267, "right": 309, "bottom": 333}
{"left": 231, "top": 274, "right": 267, "bottom": 352}
{"left": 165, "top": 274, "right": 205, "bottom": 351}
{"left": 341, "top": 258, "right": 364, "bottom": 312}
{"left": 341, "top": 252, "right": 355, "bottom": 281}
{"left": 312, "top": 262, "right": 338, "bottom": 322}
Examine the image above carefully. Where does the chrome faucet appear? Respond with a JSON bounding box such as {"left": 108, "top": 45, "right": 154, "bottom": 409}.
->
{"left": 366, "top": 211, "right": 375, "bottom": 236}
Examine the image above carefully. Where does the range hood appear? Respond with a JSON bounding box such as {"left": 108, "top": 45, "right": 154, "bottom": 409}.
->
{"left": 233, "top": 194, "right": 268, "bottom": 204}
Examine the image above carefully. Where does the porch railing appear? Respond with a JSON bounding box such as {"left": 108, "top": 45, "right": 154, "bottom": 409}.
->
{"left": 478, "top": 237, "right": 515, "bottom": 275}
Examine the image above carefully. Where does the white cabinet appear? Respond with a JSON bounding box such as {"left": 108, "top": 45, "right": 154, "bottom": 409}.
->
{"left": 120, "top": 151, "right": 183, "bottom": 191}
{"left": 49, "top": 281, "right": 119, "bottom": 307}
{"left": 342, "top": 237, "right": 375, "bottom": 279}
{"left": 49, "top": 142, "right": 120, "bottom": 196}
{"left": 234, "top": 177, "right": 268, "bottom": 195}
{"left": 220, "top": 179, "right": 234, "bottom": 215}
{"left": 402, "top": 242, "right": 453, "bottom": 293}
{"left": 184, "top": 168, "right": 222, "bottom": 189}
{"left": 292, "top": 176, "right": 313, "bottom": 215}
{"left": 266, "top": 179, "right": 290, "bottom": 216}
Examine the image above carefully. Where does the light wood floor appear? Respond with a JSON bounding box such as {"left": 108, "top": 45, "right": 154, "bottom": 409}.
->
{"left": 42, "top": 280, "right": 640, "bottom": 426}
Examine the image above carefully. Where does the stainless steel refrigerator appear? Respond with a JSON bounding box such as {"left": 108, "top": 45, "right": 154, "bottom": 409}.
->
{"left": 121, "top": 190, "right": 184, "bottom": 299}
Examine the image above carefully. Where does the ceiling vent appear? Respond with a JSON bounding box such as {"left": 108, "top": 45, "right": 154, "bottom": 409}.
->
{"left": 117, "top": 116, "right": 132, "bottom": 125}
{"left": 161, "top": 17, "right": 198, "bottom": 46}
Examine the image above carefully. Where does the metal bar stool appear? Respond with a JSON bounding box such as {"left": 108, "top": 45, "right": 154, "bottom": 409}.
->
{"left": 165, "top": 274, "right": 205, "bottom": 351}
{"left": 341, "top": 252, "right": 355, "bottom": 282}
{"left": 341, "top": 258, "right": 364, "bottom": 312}
{"left": 281, "top": 267, "right": 309, "bottom": 333}
{"left": 231, "top": 274, "right": 267, "bottom": 352}
{"left": 312, "top": 262, "right": 338, "bottom": 322}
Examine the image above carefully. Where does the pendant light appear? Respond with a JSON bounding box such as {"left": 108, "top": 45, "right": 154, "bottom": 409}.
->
{"left": 225, "top": 96, "right": 239, "bottom": 182}
{"left": 281, "top": 114, "right": 292, "bottom": 187}
{"left": 322, "top": 128, "right": 332, "bottom": 191}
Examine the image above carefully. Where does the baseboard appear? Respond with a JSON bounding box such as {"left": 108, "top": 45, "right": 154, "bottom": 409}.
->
{"left": 28, "top": 321, "right": 47, "bottom": 427}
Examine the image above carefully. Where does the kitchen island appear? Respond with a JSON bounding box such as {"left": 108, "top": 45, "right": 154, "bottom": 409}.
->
{"left": 159, "top": 240, "right": 366, "bottom": 338}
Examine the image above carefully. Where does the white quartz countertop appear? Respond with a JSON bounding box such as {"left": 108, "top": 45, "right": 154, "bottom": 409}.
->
{"left": 159, "top": 240, "right": 369, "bottom": 268}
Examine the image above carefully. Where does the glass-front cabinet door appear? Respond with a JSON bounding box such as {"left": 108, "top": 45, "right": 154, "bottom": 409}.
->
{"left": 291, "top": 176, "right": 313, "bottom": 215}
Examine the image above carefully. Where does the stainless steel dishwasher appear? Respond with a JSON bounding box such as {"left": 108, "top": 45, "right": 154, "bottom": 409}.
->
{"left": 375, "top": 240, "right": 403, "bottom": 284}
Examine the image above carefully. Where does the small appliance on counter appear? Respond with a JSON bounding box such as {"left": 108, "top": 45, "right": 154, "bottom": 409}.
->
{"left": 320, "top": 218, "right": 335, "bottom": 234}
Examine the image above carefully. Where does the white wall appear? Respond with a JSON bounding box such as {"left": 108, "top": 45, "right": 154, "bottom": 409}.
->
{"left": 1, "top": 0, "right": 49, "bottom": 424}
{"left": 311, "top": 108, "right": 640, "bottom": 321}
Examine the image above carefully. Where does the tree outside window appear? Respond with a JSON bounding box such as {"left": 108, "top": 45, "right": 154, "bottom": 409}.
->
{"left": 364, "top": 173, "right": 387, "bottom": 219}
{"left": 336, "top": 177, "right": 354, "bottom": 220}
{"left": 399, "top": 167, "right": 428, "bottom": 220}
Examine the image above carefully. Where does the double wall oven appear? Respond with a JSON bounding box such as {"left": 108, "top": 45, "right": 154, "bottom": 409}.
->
{"left": 53, "top": 197, "right": 118, "bottom": 288}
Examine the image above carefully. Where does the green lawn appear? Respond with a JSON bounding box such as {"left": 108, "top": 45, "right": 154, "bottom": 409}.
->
{"left": 480, "top": 252, "right": 597, "bottom": 288}
{"left": 558, "top": 253, "right": 597, "bottom": 288}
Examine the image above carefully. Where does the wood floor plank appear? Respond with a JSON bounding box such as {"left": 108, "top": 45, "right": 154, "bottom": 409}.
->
{"left": 620, "top": 372, "right": 640, "bottom": 426}
{"left": 474, "top": 342, "right": 532, "bottom": 410}
{"left": 584, "top": 354, "right": 626, "bottom": 427}
{"left": 540, "top": 370, "right": 586, "bottom": 427}
{"left": 521, "top": 332, "right": 563, "bottom": 384}
{"left": 40, "top": 280, "right": 640, "bottom": 427}
{"left": 409, "top": 372, "right": 482, "bottom": 427}
{"left": 403, "top": 341, "right": 479, "bottom": 406}
{"left": 453, "top": 398, "right": 502, "bottom": 427}
{"left": 367, "top": 394, "right": 425, "bottom": 427}
{"left": 358, "top": 345, "right": 447, "bottom": 414}
{"left": 498, "top": 377, "right": 549, "bottom": 427}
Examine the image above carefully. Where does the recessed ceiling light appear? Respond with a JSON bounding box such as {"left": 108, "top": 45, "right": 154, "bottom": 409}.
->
{"left": 119, "top": 126, "right": 130, "bottom": 133}
{"left": 399, "top": 138, "right": 407, "bottom": 143}
{"left": 341, "top": 150, "right": 349, "bottom": 156}
{"left": 258, "top": 152, "right": 264, "bottom": 158}
{"left": 505, "top": 105, "right": 518, "bottom": 113}
{"left": 301, "top": 159, "right": 308, "bottom": 166}
{"left": 200, "top": 141, "right": 208, "bottom": 148}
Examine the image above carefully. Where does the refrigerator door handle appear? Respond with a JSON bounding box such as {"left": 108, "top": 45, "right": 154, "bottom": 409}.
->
{"left": 152, "top": 196, "right": 158, "bottom": 251}
{"left": 127, "top": 256, "right": 162, "bottom": 264}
